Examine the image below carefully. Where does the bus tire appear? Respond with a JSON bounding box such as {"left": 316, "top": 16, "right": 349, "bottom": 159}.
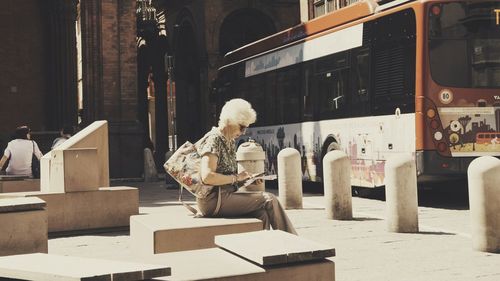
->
{"left": 326, "top": 142, "right": 340, "bottom": 152}
{"left": 321, "top": 139, "right": 340, "bottom": 162}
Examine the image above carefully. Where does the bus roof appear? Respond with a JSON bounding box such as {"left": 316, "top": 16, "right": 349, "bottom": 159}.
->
{"left": 221, "top": 0, "right": 420, "bottom": 67}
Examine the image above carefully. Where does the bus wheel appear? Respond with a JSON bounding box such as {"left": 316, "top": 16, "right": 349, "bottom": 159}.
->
{"left": 319, "top": 140, "right": 341, "bottom": 188}
{"left": 326, "top": 142, "right": 340, "bottom": 153}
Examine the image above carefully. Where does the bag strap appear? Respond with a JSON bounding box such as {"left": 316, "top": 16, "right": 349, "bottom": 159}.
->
{"left": 213, "top": 187, "right": 222, "bottom": 216}
{"left": 178, "top": 185, "right": 199, "bottom": 215}
{"left": 178, "top": 186, "right": 222, "bottom": 218}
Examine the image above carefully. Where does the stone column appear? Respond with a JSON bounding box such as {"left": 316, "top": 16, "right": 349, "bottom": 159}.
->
{"left": 80, "top": 0, "right": 103, "bottom": 126}
{"left": 46, "top": 0, "right": 79, "bottom": 130}
{"left": 80, "top": 0, "right": 144, "bottom": 178}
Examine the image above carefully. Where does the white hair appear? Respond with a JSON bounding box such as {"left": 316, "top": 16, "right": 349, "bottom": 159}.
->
{"left": 218, "top": 98, "right": 257, "bottom": 128}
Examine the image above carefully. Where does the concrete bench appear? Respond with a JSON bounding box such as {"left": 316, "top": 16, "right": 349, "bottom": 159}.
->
{"left": 42, "top": 120, "right": 109, "bottom": 193}
{"left": 130, "top": 210, "right": 263, "bottom": 255}
{"left": 0, "top": 186, "right": 138, "bottom": 233}
{"left": 136, "top": 247, "right": 334, "bottom": 281}
{"left": 215, "top": 230, "right": 336, "bottom": 266}
{"left": 0, "top": 178, "right": 40, "bottom": 193}
{"left": 0, "top": 197, "right": 47, "bottom": 256}
{"left": 0, "top": 253, "right": 170, "bottom": 281}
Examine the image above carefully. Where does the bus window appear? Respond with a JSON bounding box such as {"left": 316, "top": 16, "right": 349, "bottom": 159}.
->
{"left": 351, "top": 48, "right": 371, "bottom": 117}
{"left": 429, "top": 1, "right": 500, "bottom": 88}
{"left": 317, "top": 69, "right": 349, "bottom": 119}
{"left": 371, "top": 9, "right": 416, "bottom": 116}
{"left": 264, "top": 72, "right": 277, "bottom": 125}
{"left": 245, "top": 75, "right": 266, "bottom": 125}
{"left": 276, "top": 68, "right": 301, "bottom": 124}
{"left": 302, "top": 67, "right": 315, "bottom": 121}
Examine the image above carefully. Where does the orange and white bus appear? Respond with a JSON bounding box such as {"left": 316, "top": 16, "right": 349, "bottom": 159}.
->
{"left": 214, "top": 0, "right": 500, "bottom": 187}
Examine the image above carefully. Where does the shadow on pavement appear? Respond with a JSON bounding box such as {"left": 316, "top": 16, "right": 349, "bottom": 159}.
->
{"left": 353, "top": 217, "right": 382, "bottom": 221}
{"left": 417, "top": 231, "right": 456, "bottom": 236}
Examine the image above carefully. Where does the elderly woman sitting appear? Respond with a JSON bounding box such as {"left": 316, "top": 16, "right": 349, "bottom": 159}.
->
{"left": 197, "top": 98, "right": 297, "bottom": 234}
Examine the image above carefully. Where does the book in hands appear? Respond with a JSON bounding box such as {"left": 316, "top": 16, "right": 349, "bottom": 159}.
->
{"left": 240, "top": 173, "right": 277, "bottom": 189}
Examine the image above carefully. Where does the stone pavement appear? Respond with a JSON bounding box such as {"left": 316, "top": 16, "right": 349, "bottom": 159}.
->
{"left": 48, "top": 180, "right": 500, "bottom": 281}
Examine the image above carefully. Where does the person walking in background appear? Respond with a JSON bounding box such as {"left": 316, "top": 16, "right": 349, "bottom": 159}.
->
{"left": 0, "top": 126, "right": 43, "bottom": 177}
{"left": 196, "top": 98, "right": 297, "bottom": 234}
{"left": 51, "top": 126, "right": 74, "bottom": 149}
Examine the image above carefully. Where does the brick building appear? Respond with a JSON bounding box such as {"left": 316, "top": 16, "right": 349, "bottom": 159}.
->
{"left": 0, "top": 0, "right": 300, "bottom": 178}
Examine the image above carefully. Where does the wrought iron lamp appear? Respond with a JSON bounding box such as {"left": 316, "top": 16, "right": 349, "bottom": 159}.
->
{"left": 136, "top": 0, "right": 158, "bottom": 38}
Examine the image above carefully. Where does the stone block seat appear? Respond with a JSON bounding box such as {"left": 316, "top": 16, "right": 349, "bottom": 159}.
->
{"left": 215, "top": 230, "right": 336, "bottom": 266}
{"left": 0, "top": 197, "right": 47, "bottom": 256}
{"left": 0, "top": 186, "right": 138, "bottom": 234}
{"left": 0, "top": 175, "right": 39, "bottom": 193}
{"left": 0, "top": 121, "right": 139, "bottom": 235}
{"left": 138, "top": 230, "right": 335, "bottom": 281}
{"left": 0, "top": 253, "right": 170, "bottom": 281}
{"left": 130, "top": 211, "right": 263, "bottom": 256}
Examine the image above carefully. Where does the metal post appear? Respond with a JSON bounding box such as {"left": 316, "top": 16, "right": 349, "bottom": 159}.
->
{"left": 165, "top": 55, "right": 176, "bottom": 151}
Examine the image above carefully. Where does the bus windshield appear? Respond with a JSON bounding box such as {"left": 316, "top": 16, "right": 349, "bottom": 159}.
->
{"left": 428, "top": 1, "right": 500, "bottom": 88}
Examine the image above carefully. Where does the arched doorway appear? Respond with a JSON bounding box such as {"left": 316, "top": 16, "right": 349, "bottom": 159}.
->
{"left": 219, "top": 8, "right": 276, "bottom": 56}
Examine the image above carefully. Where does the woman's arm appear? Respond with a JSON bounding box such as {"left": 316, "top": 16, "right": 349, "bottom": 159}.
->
{"left": 0, "top": 155, "right": 8, "bottom": 171}
{"left": 200, "top": 153, "right": 251, "bottom": 186}
{"left": 33, "top": 142, "right": 43, "bottom": 159}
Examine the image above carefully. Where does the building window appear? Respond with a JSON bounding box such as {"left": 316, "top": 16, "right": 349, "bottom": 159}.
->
{"left": 326, "top": 0, "right": 336, "bottom": 12}
{"left": 313, "top": 0, "right": 325, "bottom": 17}
{"left": 312, "top": 0, "right": 360, "bottom": 19}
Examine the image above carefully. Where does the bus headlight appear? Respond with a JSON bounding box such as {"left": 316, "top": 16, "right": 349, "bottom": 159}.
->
{"left": 449, "top": 133, "right": 460, "bottom": 144}
{"left": 450, "top": 120, "right": 462, "bottom": 132}
{"left": 434, "top": 131, "right": 443, "bottom": 141}
{"left": 426, "top": 108, "right": 436, "bottom": 118}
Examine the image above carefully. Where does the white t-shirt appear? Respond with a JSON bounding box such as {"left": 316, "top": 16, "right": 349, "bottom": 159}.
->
{"left": 51, "top": 137, "right": 68, "bottom": 149}
{"left": 3, "top": 139, "right": 43, "bottom": 176}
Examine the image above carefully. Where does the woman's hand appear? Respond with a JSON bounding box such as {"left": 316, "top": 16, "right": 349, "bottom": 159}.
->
{"left": 253, "top": 178, "right": 264, "bottom": 185}
{"left": 236, "top": 171, "right": 252, "bottom": 182}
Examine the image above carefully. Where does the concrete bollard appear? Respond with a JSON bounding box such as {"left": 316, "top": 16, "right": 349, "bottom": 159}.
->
{"left": 468, "top": 156, "right": 500, "bottom": 253}
{"left": 277, "top": 148, "right": 303, "bottom": 209}
{"left": 323, "top": 150, "right": 352, "bottom": 220}
{"left": 237, "top": 140, "right": 266, "bottom": 192}
{"left": 385, "top": 154, "right": 418, "bottom": 233}
{"left": 144, "top": 148, "right": 158, "bottom": 182}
